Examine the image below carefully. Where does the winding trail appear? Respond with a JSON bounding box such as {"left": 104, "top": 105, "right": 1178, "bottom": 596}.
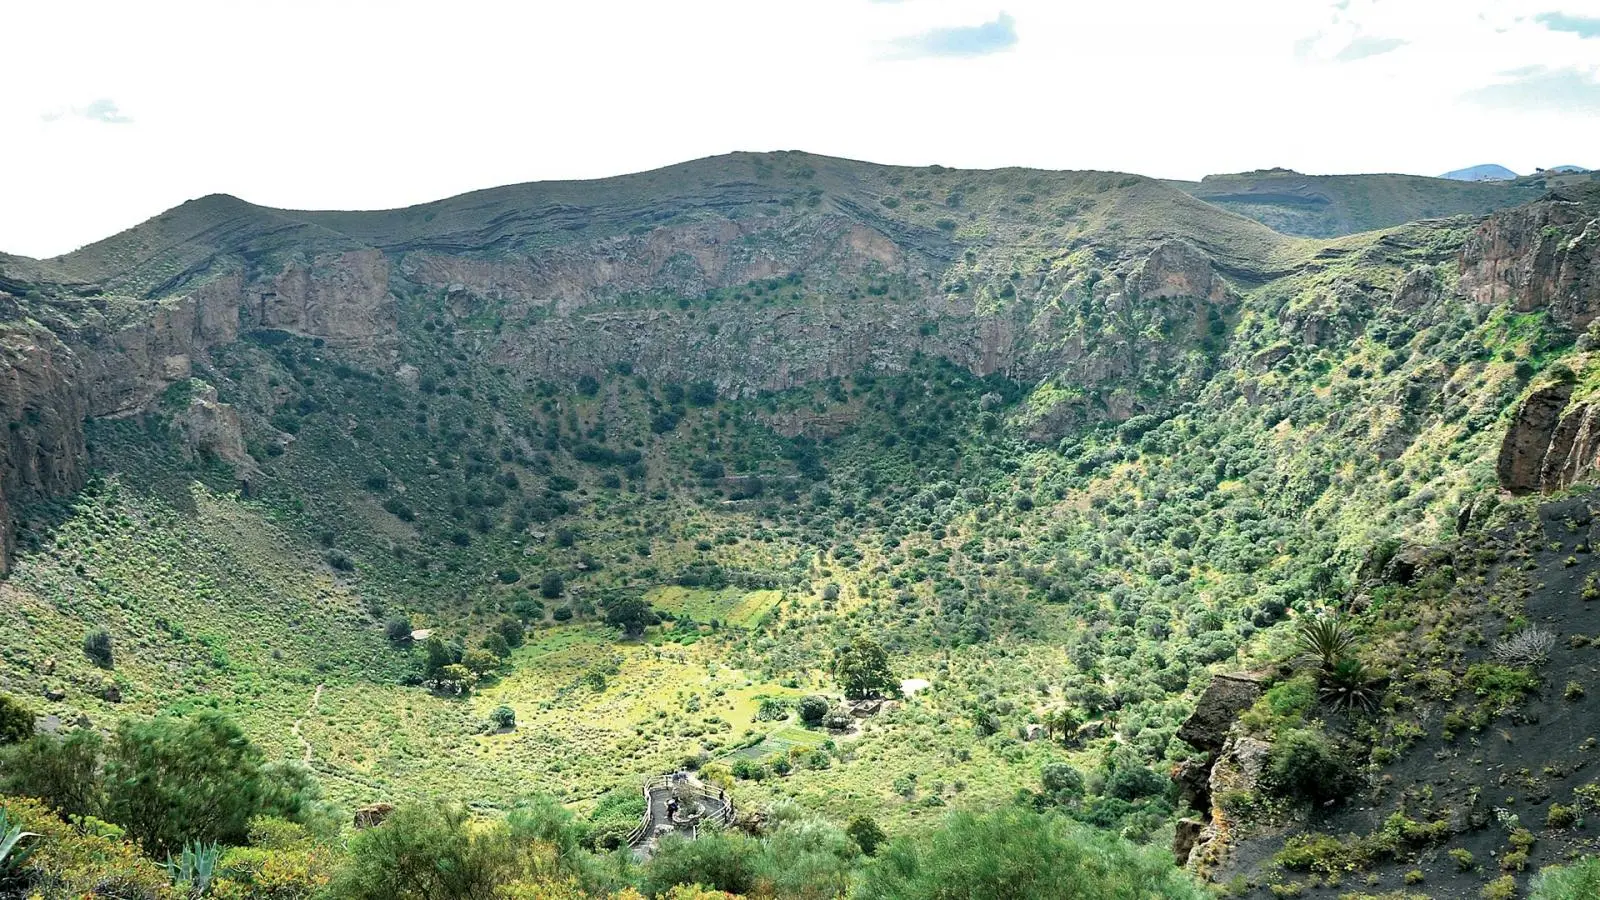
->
{"left": 290, "top": 683, "right": 325, "bottom": 765}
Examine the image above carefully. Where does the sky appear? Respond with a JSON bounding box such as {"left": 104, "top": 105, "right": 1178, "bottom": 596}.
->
{"left": 3, "top": 0, "right": 1599, "bottom": 258}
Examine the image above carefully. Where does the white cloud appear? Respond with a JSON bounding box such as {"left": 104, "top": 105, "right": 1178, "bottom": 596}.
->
{"left": 41, "top": 98, "right": 134, "bottom": 125}
{"left": 886, "top": 12, "right": 1018, "bottom": 58}
{"left": 1, "top": 0, "right": 1598, "bottom": 258}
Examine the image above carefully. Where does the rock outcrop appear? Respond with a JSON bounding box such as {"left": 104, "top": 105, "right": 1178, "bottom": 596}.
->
{"left": 0, "top": 316, "right": 89, "bottom": 569}
{"left": 0, "top": 246, "right": 400, "bottom": 564}
{"left": 1170, "top": 673, "right": 1265, "bottom": 875}
{"left": 1128, "top": 240, "right": 1229, "bottom": 304}
{"left": 1176, "top": 673, "right": 1263, "bottom": 757}
{"left": 1460, "top": 194, "right": 1600, "bottom": 329}
{"left": 1497, "top": 380, "right": 1582, "bottom": 494}
{"left": 171, "top": 382, "right": 254, "bottom": 479}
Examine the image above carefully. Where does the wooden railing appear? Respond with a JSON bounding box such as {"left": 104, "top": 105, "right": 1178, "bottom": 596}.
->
{"left": 626, "top": 774, "right": 735, "bottom": 849}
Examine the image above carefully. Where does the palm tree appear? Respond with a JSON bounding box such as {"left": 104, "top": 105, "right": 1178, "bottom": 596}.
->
{"left": 1319, "top": 657, "right": 1382, "bottom": 713}
{"left": 1295, "top": 615, "right": 1356, "bottom": 671}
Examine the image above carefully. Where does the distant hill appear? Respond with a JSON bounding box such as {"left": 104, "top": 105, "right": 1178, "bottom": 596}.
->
{"left": 1166, "top": 168, "right": 1542, "bottom": 237}
{"left": 1440, "top": 163, "right": 1519, "bottom": 181}
{"left": 1547, "top": 164, "right": 1591, "bottom": 174}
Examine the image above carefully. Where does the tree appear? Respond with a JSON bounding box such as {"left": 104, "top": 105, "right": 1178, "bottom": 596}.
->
{"left": 540, "top": 572, "right": 565, "bottom": 600}
{"left": 604, "top": 594, "right": 656, "bottom": 638}
{"left": 853, "top": 806, "right": 1209, "bottom": 900}
{"left": 0, "top": 693, "right": 34, "bottom": 745}
{"left": 102, "top": 713, "right": 271, "bottom": 855}
{"left": 385, "top": 617, "right": 413, "bottom": 644}
{"left": 833, "top": 637, "right": 896, "bottom": 700}
{"left": 481, "top": 632, "right": 512, "bottom": 659}
{"left": 798, "top": 695, "right": 830, "bottom": 725}
{"left": 330, "top": 802, "right": 518, "bottom": 900}
{"left": 462, "top": 649, "right": 501, "bottom": 677}
{"left": 83, "top": 629, "right": 114, "bottom": 669}
{"left": 847, "top": 815, "right": 888, "bottom": 856}
{"left": 422, "top": 636, "right": 457, "bottom": 678}
{"left": 0, "top": 728, "right": 104, "bottom": 818}
{"left": 490, "top": 706, "right": 516, "bottom": 730}
{"left": 1038, "top": 762, "right": 1086, "bottom": 806}
{"left": 496, "top": 616, "right": 526, "bottom": 649}
{"left": 431, "top": 664, "right": 477, "bottom": 696}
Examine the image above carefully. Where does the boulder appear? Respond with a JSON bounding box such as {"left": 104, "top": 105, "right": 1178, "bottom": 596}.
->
{"left": 354, "top": 803, "right": 396, "bottom": 829}
{"left": 1176, "top": 674, "right": 1263, "bottom": 755}
{"left": 1381, "top": 544, "right": 1451, "bottom": 585}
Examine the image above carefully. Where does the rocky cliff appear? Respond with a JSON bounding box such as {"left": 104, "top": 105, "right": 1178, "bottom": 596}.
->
{"left": 0, "top": 153, "right": 1595, "bottom": 565}
{"left": 1460, "top": 188, "right": 1600, "bottom": 329}
{"left": 1484, "top": 187, "right": 1600, "bottom": 494}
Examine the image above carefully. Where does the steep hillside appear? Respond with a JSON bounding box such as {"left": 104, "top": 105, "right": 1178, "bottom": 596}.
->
{"left": 2, "top": 154, "right": 1600, "bottom": 897}
{"left": 1167, "top": 167, "right": 1555, "bottom": 237}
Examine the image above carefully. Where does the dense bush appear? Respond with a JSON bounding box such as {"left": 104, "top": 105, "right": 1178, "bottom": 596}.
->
{"left": 0, "top": 693, "right": 33, "bottom": 746}
{"left": 854, "top": 805, "right": 1208, "bottom": 899}
{"left": 642, "top": 831, "right": 756, "bottom": 896}
{"left": 330, "top": 802, "right": 516, "bottom": 900}
{"left": 798, "top": 695, "right": 830, "bottom": 725}
{"left": 82, "top": 628, "right": 114, "bottom": 669}
{"left": 1263, "top": 728, "right": 1353, "bottom": 805}
{"left": 1532, "top": 856, "right": 1600, "bottom": 899}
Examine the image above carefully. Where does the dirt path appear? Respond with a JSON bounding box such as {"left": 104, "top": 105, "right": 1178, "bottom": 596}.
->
{"left": 290, "top": 683, "right": 325, "bottom": 765}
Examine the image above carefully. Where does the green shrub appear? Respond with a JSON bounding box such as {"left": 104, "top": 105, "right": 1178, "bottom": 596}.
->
{"left": 1264, "top": 728, "right": 1352, "bottom": 805}
{"left": 1464, "top": 664, "right": 1540, "bottom": 709}
{"left": 1482, "top": 875, "right": 1517, "bottom": 899}
{"left": 0, "top": 694, "right": 33, "bottom": 746}
{"left": 1039, "top": 762, "right": 1086, "bottom": 806}
{"left": 848, "top": 815, "right": 887, "bottom": 856}
{"left": 102, "top": 712, "right": 293, "bottom": 855}
{"left": 1546, "top": 803, "right": 1577, "bottom": 829}
{"left": 490, "top": 706, "right": 516, "bottom": 730}
{"left": 83, "top": 629, "right": 114, "bottom": 669}
{"left": 643, "top": 831, "right": 756, "bottom": 896}
{"left": 1532, "top": 856, "right": 1600, "bottom": 899}
{"left": 0, "top": 728, "right": 105, "bottom": 818}
{"left": 330, "top": 802, "right": 517, "bottom": 900}
{"left": 854, "top": 806, "right": 1208, "bottom": 899}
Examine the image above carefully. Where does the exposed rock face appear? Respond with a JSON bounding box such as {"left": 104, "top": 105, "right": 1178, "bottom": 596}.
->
{"left": 1460, "top": 196, "right": 1600, "bottom": 329}
{"left": 251, "top": 250, "right": 397, "bottom": 347}
{"left": 76, "top": 275, "right": 241, "bottom": 417}
{"left": 1128, "top": 240, "right": 1228, "bottom": 303}
{"left": 1172, "top": 674, "right": 1266, "bottom": 878}
{"left": 1184, "top": 735, "right": 1274, "bottom": 876}
{"left": 171, "top": 383, "right": 254, "bottom": 478}
{"left": 1391, "top": 265, "right": 1444, "bottom": 311}
{"left": 353, "top": 803, "right": 396, "bottom": 829}
{"left": 0, "top": 314, "right": 89, "bottom": 570}
{"left": 0, "top": 247, "right": 399, "bottom": 565}
{"left": 1497, "top": 381, "right": 1577, "bottom": 493}
{"left": 1176, "top": 674, "right": 1263, "bottom": 756}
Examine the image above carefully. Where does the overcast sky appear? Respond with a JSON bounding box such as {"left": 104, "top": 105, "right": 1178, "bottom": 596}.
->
{"left": 4, "top": 0, "right": 1598, "bottom": 258}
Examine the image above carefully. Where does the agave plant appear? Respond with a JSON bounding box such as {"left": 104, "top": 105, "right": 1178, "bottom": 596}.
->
{"left": 164, "top": 840, "right": 222, "bottom": 897}
{"left": 0, "top": 809, "right": 40, "bottom": 876}
{"left": 1319, "top": 657, "right": 1383, "bottom": 714}
{"left": 1294, "top": 615, "right": 1357, "bottom": 671}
